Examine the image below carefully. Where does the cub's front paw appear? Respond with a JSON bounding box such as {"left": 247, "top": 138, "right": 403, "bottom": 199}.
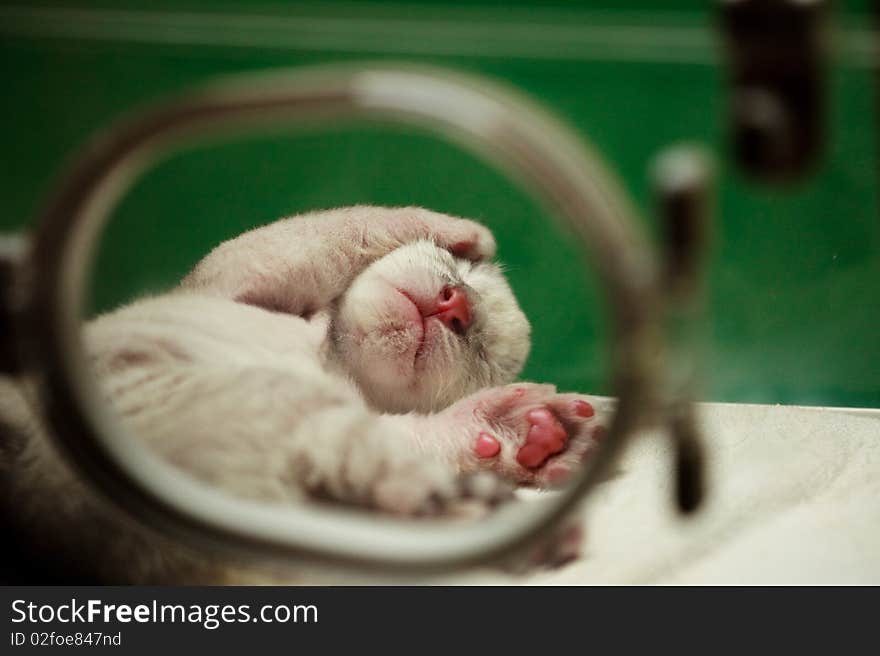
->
{"left": 449, "top": 383, "right": 607, "bottom": 488}
{"left": 372, "top": 460, "right": 512, "bottom": 518}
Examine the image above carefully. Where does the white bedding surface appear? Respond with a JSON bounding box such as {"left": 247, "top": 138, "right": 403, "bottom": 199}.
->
{"left": 453, "top": 402, "right": 880, "bottom": 585}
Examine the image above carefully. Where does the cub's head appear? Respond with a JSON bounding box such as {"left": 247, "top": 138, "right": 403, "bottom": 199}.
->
{"left": 329, "top": 240, "right": 530, "bottom": 413}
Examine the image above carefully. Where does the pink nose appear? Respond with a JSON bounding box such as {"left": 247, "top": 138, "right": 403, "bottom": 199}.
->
{"left": 433, "top": 286, "right": 471, "bottom": 334}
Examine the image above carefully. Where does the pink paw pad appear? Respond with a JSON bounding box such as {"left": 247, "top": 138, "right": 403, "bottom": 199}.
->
{"left": 474, "top": 432, "right": 501, "bottom": 458}
{"left": 516, "top": 408, "right": 569, "bottom": 469}
{"left": 572, "top": 400, "right": 594, "bottom": 418}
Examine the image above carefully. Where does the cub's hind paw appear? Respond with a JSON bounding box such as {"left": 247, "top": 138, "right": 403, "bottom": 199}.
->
{"left": 500, "top": 513, "right": 586, "bottom": 574}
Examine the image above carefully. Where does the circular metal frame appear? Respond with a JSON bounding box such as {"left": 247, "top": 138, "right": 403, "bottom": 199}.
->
{"left": 17, "top": 63, "right": 660, "bottom": 570}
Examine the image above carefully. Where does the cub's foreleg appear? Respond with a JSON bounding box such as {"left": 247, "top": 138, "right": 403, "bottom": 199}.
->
{"left": 108, "top": 363, "right": 508, "bottom": 516}
{"left": 181, "top": 206, "right": 495, "bottom": 316}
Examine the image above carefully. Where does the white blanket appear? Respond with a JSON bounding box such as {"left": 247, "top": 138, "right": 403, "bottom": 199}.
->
{"left": 453, "top": 403, "right": 880, "bottom": 585}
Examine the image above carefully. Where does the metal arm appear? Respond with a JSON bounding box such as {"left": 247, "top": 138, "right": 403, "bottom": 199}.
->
{"left": 4, "top": 63, "right": 665, "bottom": 571}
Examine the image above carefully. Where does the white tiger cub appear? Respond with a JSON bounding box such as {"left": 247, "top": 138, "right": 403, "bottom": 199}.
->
{"left": 1, "top": 206, "right": 604, "bottom": 583}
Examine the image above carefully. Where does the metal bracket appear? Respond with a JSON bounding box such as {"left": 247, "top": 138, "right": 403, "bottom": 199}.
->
{"left": 17, "top": 64, "right": 663, "bottom": 571}
{"left": 0, "top": 234, "right": 28, "bottom": 375}
{"left": 720, "top": 0, "right": 829, "bottom": 183}
{"left": 652, "top": 145, "right": 715, "bottom": 514}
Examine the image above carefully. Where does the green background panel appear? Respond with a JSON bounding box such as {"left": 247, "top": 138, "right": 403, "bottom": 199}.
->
{"left": 0, "top": 1, "right": 877, "bottom": 406}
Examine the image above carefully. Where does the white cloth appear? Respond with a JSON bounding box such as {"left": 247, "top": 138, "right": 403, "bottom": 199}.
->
{"left": 458, "top": 403, "right": 880, "bottom": 585}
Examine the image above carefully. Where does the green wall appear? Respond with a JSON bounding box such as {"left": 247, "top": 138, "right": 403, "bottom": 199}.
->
{"left": 1, "top": 1, "right": 877, "bottom": 406}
